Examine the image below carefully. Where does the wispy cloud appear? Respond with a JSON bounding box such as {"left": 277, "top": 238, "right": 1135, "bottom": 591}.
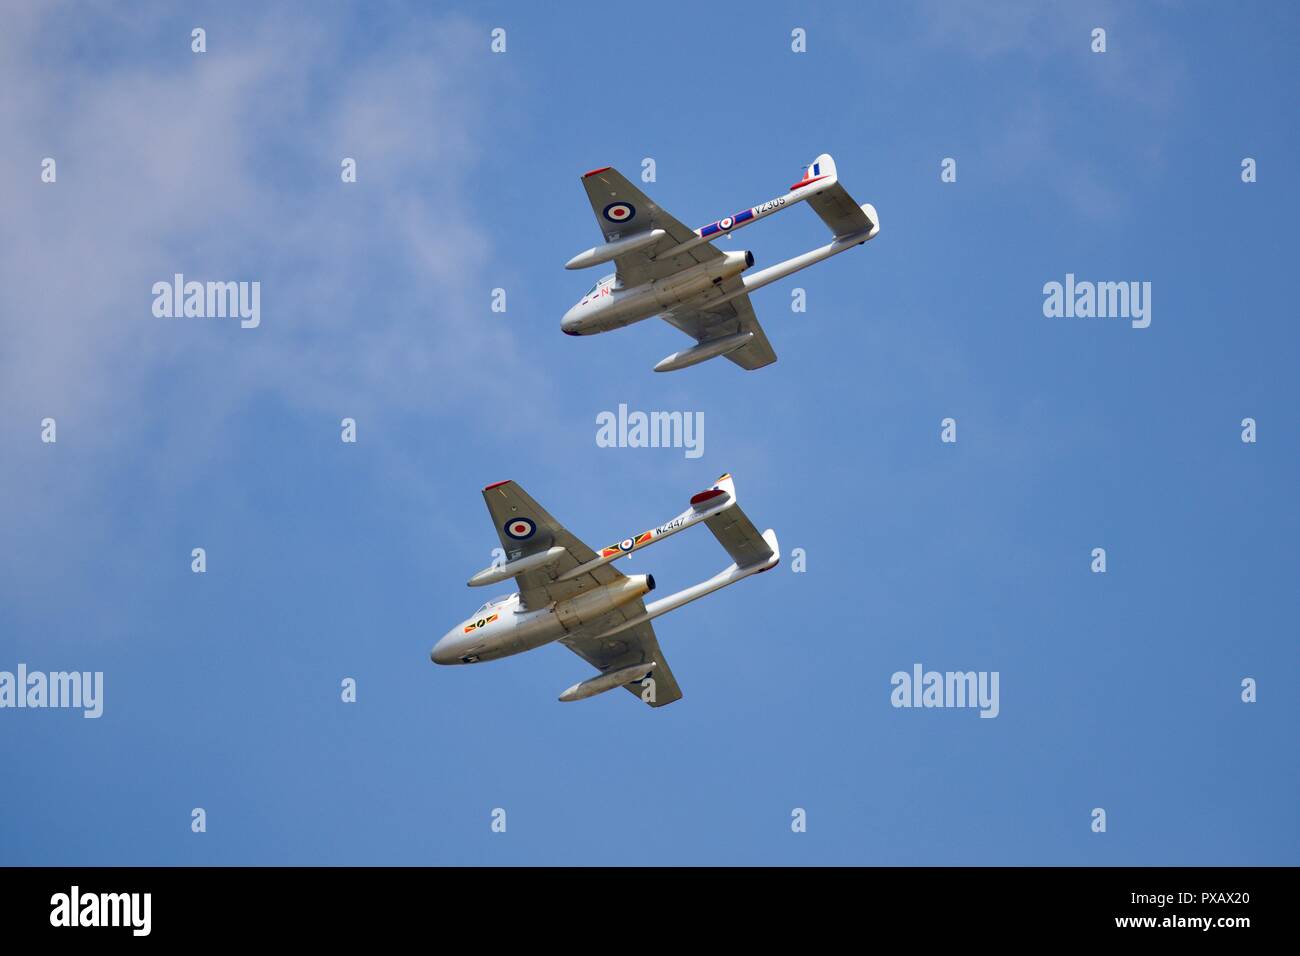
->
{"left": 0, "top": 6, "right": 544, "bottom": 586}
{"left": 915, "top": 0, "right": 1187, "bottom": 220}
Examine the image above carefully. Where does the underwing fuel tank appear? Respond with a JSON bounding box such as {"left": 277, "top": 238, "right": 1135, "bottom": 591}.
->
{"left": 654, "top": 331, "right": 755, "bottom": 372}
{"left": 554, "top": 574, "right": 655, "bottom": 631}
{"left": 565, "top": 229, "right": 667, "bottom": 270}
{"left": 558, "top": 661, "right": 658, "bottom": 702}
{"left": 466, "top": 546, "right": 566, "bottom": 587}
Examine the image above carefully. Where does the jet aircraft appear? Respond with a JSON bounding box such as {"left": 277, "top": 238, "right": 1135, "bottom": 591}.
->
{"left": 561, "top": 153, "right": 879, "bottom": 371}
{"left": 431, "top": 474, "right": 779, "bottom": 707}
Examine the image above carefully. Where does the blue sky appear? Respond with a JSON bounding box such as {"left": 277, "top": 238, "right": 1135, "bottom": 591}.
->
{"left": 1, "top": 1, "right": 1296, "bottom": 865}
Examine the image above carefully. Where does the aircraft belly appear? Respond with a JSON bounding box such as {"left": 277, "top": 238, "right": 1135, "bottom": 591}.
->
{"left": 508, "top": 611, "right": 563, "bottom": 654}
{"left": 476, "top": 611, "right": 563, "bottom": 661}
{"left": 588, "top": 296, "right": 656, "bottom": 332}
{"left": 654, "top": 274, "right": 715, "bottom": 309}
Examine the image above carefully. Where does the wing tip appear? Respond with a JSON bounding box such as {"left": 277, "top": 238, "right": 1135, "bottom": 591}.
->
{"left": 483, "top": 480, "right": 512, "bottom": 491}
{"left": 582, "top": 166, "right": 612, "bottom": 179}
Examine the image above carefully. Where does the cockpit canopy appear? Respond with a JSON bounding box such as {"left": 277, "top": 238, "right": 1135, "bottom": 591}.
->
{"left": 583, "top": 273, "right": 616, "bottom": 298}
{"left": 474, "top": 593, "right": 517, "bottom": 615}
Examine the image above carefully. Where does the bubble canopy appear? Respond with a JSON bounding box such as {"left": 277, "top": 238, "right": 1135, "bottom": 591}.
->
{"left": 474, "top": 593, "right": 517, "bottom": 615}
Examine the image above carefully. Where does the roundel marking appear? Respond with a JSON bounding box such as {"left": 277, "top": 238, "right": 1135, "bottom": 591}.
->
{"left": 719, "top": 216, "right": 734, "bottom": 230}
{"left": 504, "top": 518, "right": 536, "bottom": 540}
{"left": 619, "top": 537, "right": 636, "bottom": 552}
{"left": 603, "top": 201, "right": 635, "bottom": 223}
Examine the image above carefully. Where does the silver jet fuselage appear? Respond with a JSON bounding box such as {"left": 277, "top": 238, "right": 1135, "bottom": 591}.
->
{"left": 431, "top": 574, "right": 655, "bottom": 665}
{"left": 560, "top": 251, "right": 753, "bottom": 336}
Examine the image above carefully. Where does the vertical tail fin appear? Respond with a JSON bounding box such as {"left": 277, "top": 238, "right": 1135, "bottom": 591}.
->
{"left": 792, "top": 153, "right": 838, "bottom": 190}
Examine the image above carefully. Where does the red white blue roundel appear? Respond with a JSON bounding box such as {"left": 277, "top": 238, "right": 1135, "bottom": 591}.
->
{"left": 603, "top": 201, "right": 635, "bottom": 224}
{"left": 719, "top": 216, "right": 734, "bottom": 230}
{"left": 504, "top": 518, "right": 536, "bottom": 540}
{"left": 619, "top": 537, "right": 635, "bottom": 552}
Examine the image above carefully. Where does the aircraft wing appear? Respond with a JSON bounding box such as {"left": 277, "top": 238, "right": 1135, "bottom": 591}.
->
{"left": 660, "top": 282, "right": 777, "bottom": 371}
{"left": 481, "top": 480, "right": 623, "bottom": 610}
{"left": 581, "top": 166, "right": 722, "bottom": 286}
{"left": 561, "top": 604, "right": 684, "bottom": 708}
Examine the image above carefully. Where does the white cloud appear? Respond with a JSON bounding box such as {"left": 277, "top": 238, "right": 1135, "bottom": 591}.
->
{"left": 0, "top": 7, "right": 547, "bottom": 584}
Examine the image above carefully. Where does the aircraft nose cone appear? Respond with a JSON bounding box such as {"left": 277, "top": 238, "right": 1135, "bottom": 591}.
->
{"left": 560, "top": 305, "right": 583, "bottom": 336}
{"left": 431, "top": 632, "right": 459, "bottom": 665}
